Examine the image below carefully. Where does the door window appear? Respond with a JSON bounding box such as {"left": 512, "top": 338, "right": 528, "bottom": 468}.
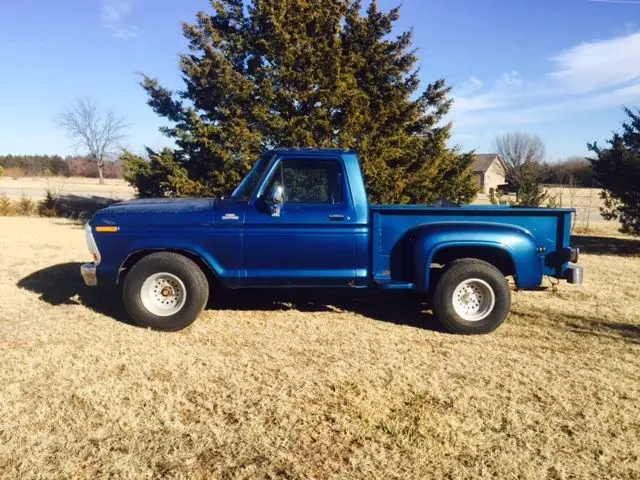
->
{"left": 265, "top": 159, "right": 344, "bottom": 205}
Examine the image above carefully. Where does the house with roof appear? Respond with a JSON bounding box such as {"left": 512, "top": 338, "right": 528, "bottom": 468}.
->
{"left": 473, "top": 154, "right": 507, "bottom": 195}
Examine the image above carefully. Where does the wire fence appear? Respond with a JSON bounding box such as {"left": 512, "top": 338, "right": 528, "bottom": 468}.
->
{"left": 544, "top": 185, "right": 604, "bottom": 233}
{"left": 474, "top": 185, "right": 609, "bottom": 234}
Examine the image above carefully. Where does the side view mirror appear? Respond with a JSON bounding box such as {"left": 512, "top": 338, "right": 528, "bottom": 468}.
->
{"left": 271, "top": 184, "right": 284, "bottom": 204}
{"left": 269, "top": 184, "right": 284, "bottom": 217}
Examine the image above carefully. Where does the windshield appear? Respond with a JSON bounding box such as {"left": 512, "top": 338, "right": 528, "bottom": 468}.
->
{"left": 231, "top": 155, "right": 272, "bottom": 200}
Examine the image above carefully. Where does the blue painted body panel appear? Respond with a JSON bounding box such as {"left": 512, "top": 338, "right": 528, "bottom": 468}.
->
{"left": 88, "top": 149, "right": 576, "bottom": 292}
{"left": 370, "top": 206, "right": 573, "bottom": 289}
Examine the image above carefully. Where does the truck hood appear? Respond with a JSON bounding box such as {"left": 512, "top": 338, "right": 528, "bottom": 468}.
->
{"left": 91, "top": 198, "right": 217, "bottom": 227}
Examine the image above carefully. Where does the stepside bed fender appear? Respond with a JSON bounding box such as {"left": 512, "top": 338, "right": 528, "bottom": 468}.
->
{"left": 411, "top": 222, "right": 543, "bottom": 291}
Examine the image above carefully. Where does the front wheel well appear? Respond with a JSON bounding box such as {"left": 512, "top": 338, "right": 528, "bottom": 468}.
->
{"left": 118, "top": 249, "right": 219, "bottom": 288}
{"left": 431, "top": 246, "right": 516, "bottom": 278}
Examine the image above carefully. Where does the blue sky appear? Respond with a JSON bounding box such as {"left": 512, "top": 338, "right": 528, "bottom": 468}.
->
{"left": 0, "top": 0, "right": 639, "bottom": 161}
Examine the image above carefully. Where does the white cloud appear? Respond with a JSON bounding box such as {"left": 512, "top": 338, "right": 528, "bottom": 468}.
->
{"left": 454, "top": 83, "right": 640, "bottom": 131}
{"left": 456, "top": 76, "right": 483, "bottom": 96}
{"left": 549, "top": 32, "right": 640, "bottom": 93}
{"left": 450, "top": 31, "right": 640, "bottom": 132}
{"left": 452, "top": 71, "right": 527, "bottom": 116}
{"left": 453, "top": 93, "right": 505, "bottom": 115}
{"left": 101, "top": 0, "right": 140, "bottom": 40}
{"left": 496, "top": 71, "right": 523, "bottom": 89}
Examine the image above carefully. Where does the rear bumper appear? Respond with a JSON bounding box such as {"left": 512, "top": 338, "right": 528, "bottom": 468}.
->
{"left": 569, "top": 247, "right": 579, "bottom": 263}
{"left": 81, "top": 263, "right": 98, "bottom": 286}
{"left": 566, "top": 263, "right": 583, "bottom": 285}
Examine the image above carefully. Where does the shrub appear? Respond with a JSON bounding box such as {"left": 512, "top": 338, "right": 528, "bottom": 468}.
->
{"left": 38, "top": 189, "right": 59, "bottom": 217}
{"left": 490, "top": 184, "right": 558, "bottom": 208}
{"left": 0, "top": 194, "right": 14, "bottom": 215}
{"left": 489, "top": 189, "right": 510, "bottom": 205}
{"left": 16, "top": 194, "right": 36, "bottom": 216}
{"left": 0, "top": 166, "right": 4, "bottom": 178}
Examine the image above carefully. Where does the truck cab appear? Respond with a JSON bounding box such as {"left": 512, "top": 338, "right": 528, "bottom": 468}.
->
{"left": 82, "top": 148, "right": 582, "bottom": 334}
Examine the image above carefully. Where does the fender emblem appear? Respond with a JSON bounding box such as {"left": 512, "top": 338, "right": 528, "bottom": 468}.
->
{"left": 222, "top": 213, "right": 239, "bottom": 221}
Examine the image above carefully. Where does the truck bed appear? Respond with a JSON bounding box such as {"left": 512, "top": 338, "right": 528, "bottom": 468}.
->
{"left": 370, "top": 204, "right": 574, "bottom": 287}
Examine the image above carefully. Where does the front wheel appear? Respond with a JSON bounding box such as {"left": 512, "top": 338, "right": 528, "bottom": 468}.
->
{"left": 431, "top": 258, "right": 510, "bottom": 334}
{"left": 122, "top": 252, "right": 209, "bottom": 331}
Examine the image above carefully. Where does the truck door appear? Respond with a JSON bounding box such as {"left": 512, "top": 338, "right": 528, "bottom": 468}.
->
{"left": 243, "top": 156, "right": 357, "bottom": 286}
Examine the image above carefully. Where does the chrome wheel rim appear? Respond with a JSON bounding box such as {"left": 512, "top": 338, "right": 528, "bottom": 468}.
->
{"left": 140, "top": 272, "right": 187, "bottom": 317}
{"left": 452, "top": 278, "right": 495, "bottom": 322}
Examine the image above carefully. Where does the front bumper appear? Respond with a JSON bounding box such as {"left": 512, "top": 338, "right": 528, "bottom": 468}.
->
{"left": 81, "top": 263, "right": 98, "bottom": 286}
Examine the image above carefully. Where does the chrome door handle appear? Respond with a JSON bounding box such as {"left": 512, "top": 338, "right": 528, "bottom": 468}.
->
{"left": 328, "top": 214, "right": 345, "bottom": 221}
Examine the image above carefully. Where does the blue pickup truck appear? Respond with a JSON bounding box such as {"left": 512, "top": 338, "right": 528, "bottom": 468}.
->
{"left": 81, "top": 148, "right": 582, "bottom": 334}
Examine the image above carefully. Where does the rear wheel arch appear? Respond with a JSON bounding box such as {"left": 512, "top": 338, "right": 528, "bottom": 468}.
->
{"left": 409, "top": 223, "right": 541, "bottom": 291}
{"left": 431, "top": 245, "right": 516, "bottom": 276}
{"left": 423, "top": 243, "right": 517, "bottom": 293}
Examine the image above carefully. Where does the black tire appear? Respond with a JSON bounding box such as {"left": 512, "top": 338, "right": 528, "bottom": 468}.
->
{"left": 122, "top": 252, "right": 209, "bottom": 331}
{"left": 431, "top": 258, "right": 510, "bottom": 334}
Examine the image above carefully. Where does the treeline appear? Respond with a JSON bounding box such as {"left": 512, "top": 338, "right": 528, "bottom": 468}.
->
{"left": 0, "top": 155, "right": 123, "bottom": 178}
{"left": 543, "top": 157, "right": 595, "bottom": 187}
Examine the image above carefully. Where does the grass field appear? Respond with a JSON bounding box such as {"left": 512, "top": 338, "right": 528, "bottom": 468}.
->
{"left": 1, "top": 217, "right": 639, "bottom": 479}
{"left": 0, "top": 176, "right": 134, "bottom": 200}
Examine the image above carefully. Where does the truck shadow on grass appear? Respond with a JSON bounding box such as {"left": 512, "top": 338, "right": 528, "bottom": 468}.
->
{"left": 213, "top": 288, "right": 443, "bottom": 331}
{"left": 571, "top": 235, "right": 640, "bottom": 256}
{"left": 564, "top": 313, "right": 640, "bottom": 345}
{"left": 517, "top": 308, "right": 640, "bottom": 345}
{"left": 17, "top": 262, "right": 442, "bottom": 331}
{"left": 17, "top": 262, "right": 133, "bottom": 325}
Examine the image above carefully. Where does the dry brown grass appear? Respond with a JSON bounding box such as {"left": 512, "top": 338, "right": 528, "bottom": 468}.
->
{"left": 0, "top": 176, "right": 134, "bottom": 200}
{"left": 1, "top": 217, "right": 639, "bottom": 479}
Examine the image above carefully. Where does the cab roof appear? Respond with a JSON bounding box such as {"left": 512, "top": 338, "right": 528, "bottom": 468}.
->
{"left": 266, "top": 147, "right": 357, "bottom": 156}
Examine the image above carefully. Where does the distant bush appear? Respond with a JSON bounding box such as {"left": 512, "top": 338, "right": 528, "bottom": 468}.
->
{"left": 15, "top": 195, "right": 36, "bottom": 216}
{"left": 0, "top": 166, "right": 4, "bottom": 178}
{"left": 38, "top": 189, "right": 60, "bottom": 217}
{"left": 0, "top": 194, "right": 14, "bottom": 215}
{"left": 490, "top": 186, "right": 558, "bottom": 208}
{"left": 0, "top": 188, "right": 117, "bottom": 219}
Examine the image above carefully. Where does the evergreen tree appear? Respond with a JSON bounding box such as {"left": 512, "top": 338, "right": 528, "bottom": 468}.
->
{"left": 588, "top": 108, "right": 640, "bottom": 235}
{"left": 125, "top": 0, "right": 477, "bottom": 204}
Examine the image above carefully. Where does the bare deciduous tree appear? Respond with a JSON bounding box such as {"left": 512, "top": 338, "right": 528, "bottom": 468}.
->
{"left": 56, "top": 98, "right": 127, "bottom": 184}
{"left": 495, "top": 132, "right": 545, "bottom": 185}
{"left": 494, "top": 132, "right": 549, "bottom": 206}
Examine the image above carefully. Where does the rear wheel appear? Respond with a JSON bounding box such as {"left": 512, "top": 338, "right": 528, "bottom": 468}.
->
{"left": 431, "top": 258, "right": 510, "bottom": 334}
{"left": 123, "top": 252, "right": 209, "bottom": 331}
